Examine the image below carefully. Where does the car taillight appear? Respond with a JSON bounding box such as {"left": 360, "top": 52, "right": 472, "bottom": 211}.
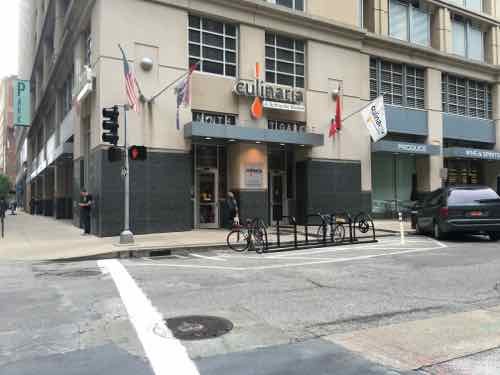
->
{"left": 439, "top": 207, "right": 449, "bottom": 219}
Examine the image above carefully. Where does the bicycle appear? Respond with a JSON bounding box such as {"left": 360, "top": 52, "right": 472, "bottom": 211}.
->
{"left": 227, "top": 218, "right": 267, "bottom": 253}
{"left": 315, "top": 214, "right": 345, "bottom": 244}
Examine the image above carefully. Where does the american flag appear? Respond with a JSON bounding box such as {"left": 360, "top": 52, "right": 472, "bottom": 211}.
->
{"left": 174, "top": 64, "right": 197, "bottom": 129}
{"left": 118, "top": 44, "right": 140, "bottom": 112}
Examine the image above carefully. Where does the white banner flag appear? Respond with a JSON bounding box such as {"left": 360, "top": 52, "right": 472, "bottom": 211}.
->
{"left": 361, "top": 96, "right": 387, "bottom": 143}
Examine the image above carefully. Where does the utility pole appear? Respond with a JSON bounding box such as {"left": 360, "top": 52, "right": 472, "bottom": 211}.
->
{"left": 120, "top": 104, "right": 134, "bottom": 244}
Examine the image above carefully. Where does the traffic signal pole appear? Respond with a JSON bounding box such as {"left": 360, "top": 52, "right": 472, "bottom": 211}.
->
{"left": 120, "top": 104, "right": 134, "bottom": 244}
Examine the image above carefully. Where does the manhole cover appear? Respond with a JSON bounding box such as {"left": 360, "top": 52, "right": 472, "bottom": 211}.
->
{"left": 165, "top": 315, "right": 233, "bottom": 340}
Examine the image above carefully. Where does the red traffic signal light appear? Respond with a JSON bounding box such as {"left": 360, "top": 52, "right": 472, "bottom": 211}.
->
{"left": 129, "top": 145, "right": 147, "bottom": 161}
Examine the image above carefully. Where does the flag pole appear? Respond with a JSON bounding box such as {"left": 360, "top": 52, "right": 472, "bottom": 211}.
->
{"left": 120, "top": 104, "right": 134, "bottom": 244}
{"left": 147, "top": 61, "right": 200, "bottom": 103}
{"left": 341, "top": 99, "right": 375, "bottom": 123}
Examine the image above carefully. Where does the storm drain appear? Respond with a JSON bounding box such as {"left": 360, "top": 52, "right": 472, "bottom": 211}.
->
{"left": 165, "top": 315, "right": 233, "bottom": 340}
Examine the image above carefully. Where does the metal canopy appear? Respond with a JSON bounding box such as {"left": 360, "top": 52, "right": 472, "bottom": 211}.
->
{"left": 444, "top": 147, "right": 500, "bottom": 161}
{"left": 371, "top": 140, "right": 440, "bottom": 156}
{"left": 184, "top": 122, "right": 324, "bottom": 147}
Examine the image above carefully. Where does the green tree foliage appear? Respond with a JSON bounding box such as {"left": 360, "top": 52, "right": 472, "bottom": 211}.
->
{"left": 0, "top": 174, "right": 11, "bottom": 198}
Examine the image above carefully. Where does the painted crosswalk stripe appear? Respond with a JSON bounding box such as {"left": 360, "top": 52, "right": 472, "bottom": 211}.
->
{"left": 98, "top": 259, "right": 200, "bottom": 375}
{"left": 190, "top": 253, "right": 227, "bottom": 262}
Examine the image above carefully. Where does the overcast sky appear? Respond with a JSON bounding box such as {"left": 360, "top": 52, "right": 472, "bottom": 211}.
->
{"left": 0, "top": 0, "right": 20, "bottom": 79}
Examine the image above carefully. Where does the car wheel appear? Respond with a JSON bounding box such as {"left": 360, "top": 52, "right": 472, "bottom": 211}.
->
{"left": 433, "top": 221, "right": 446, "bottom": 240}
{"left": 489, "top": 232, "right": 500, "bottom": 242}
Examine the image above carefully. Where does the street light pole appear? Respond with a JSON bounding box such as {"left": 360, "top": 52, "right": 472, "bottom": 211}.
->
{"left": 120, "top": 104, "right": 134, "bottom": 244}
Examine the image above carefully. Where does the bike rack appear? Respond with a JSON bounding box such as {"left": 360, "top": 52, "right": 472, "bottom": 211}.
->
{"left": 305, "top": 213, "right": 329, "bottom": 245}
{"left": 275, "top": 215, "right": 298, "bottom": 248}
{"left": 233, "top": 211, "right": 377, "bottom": 253}
{"left": 329, "top": 211, "right": 354, "bottom": 243}
{"left": 353, "top": 212, "right": 376, "bottom": 242}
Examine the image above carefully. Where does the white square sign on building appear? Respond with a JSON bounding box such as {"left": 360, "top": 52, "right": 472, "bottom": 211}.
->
{"left": 361, "top": 96, "right": 387, "bottom": 143}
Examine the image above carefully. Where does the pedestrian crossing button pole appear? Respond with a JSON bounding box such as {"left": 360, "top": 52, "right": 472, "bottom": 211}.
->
{"left": 398, "top": 211, "right": 405, "bottom": 245}
{"left": 120, "top": 104, "right": 134, "bottom": 245}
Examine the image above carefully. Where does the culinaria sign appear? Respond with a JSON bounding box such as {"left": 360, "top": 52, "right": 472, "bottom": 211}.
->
{"left": 233, "top": 63, "right": 305, "bottom": 119}
{"left": 233, "top": 80, "right": 304, "bottom": 106}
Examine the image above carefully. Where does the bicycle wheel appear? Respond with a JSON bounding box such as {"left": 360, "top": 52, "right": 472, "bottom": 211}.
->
{"left": 227, "top": 230, "right": 250, "bottom": 252}
{"left": 316, "top": 224, "right": 330, "bottom": 240}
{"left": 333, "top": 224, "right": 345, "bottom": 243}
{"left": 252, "top": 219, "right": 267, "bottom": 253}
{"left": 253, "top": 230, "right": 265, "bottom": 254}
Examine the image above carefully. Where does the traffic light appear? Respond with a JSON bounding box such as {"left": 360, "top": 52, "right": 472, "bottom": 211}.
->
{"left": 129, "top": 145, "right": 147, "bottom": 161}
{"left": 108, "top": 146, "right": 123, "bottom": 163}
{"left": 102, "top": 106, "right": 119, "bottom": 146}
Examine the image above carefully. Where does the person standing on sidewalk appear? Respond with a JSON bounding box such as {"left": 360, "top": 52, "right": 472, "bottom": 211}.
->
{"left": 0, "top": 197, "right": 7, "bottom": 238}
{"left": 78, "top": 189, "right": 93, "bottom": 235}
{"left": 224, "top": 191, "right": 240, "bottom": 229}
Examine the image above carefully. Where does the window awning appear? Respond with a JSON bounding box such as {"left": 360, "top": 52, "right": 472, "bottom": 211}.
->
{"left": 444, "top": 147, "right": 500, "bottom": 161}
{"left": 184, "top": 122, "right": 324, "bottom": 147}
{"left": 371, "top": 140, "right": 440, "bottom": 156}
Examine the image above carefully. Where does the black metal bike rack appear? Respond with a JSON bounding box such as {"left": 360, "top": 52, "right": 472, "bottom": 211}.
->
{"left": 353, "top": 212, "right": 376, "bottom": 242}
{"left": 242, "top": 211, "right": 377, "bottom": 253}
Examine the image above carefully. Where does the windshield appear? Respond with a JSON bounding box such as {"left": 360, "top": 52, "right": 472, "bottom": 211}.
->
{"left": 447, "top": 188, "right": 500, "bottom": 205}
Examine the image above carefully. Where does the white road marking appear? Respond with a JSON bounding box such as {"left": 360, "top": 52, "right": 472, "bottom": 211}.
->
{"left": 126, "top": 243, "right": 448, "bottom": 271}
{"left": 242, "top": 256, "right": 336, "bottom": 261}
{"left": 128, "top": 263, "right": 246, "bottom": 270}
{"left": 98, "top": 259, "right": 200, "bottom": 375}
{"left": 245, "top": 246, "right": 449, "bottom": 271}
{"left": 190, "top": 253, "right": 227, "bottom": 262}
{"left": 267, "top": 239, "right": 438, "bottom": 258}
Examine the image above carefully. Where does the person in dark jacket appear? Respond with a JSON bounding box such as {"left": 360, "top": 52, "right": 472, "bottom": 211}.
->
{"left": 0, "top": 197, "right": 7, "bottom": 218}
{"left": 225, "top": 191, "right": 239, "bottom": 229}
{"left": 78, "top": 189, "right": 93, "bottom": 235}
{"left": 0, "top": 197, "right": 7, "bottom": 238}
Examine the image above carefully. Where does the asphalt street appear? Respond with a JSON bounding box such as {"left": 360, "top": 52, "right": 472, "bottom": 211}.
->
{"left": 1, "top": 235, "right": 500, "bottom": 374}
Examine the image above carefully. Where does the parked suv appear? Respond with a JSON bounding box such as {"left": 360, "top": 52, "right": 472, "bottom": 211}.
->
{"left": 415, "top": 186, "right": 500, "bottom": 241}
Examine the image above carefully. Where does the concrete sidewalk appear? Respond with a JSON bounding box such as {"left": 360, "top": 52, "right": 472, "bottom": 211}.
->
{"left": 0, "top": 212, "right": 229, "bottom": 261}
{"left": 0, "top": 212, "right": 408, "bottom": 261}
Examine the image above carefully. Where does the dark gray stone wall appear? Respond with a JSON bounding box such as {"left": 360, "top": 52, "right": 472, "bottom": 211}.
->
{"left": 234, "top": 190, "right": 268, "bottom": 225}
{"left": 85, "top": 149, "right": 193, "bottom": 237}
{"left": 73, "top": 158, "right": 82, "bottom": 228}
{"left": 296, "top": 159, "right": 371, "bottom": 224}
{"left": 55, "top": 198, "right": 72, "bottom": 219}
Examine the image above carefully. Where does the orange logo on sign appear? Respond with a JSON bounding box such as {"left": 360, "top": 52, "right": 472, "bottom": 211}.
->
{"left": 250, "top": 63, "right": 264, "bottom": 120}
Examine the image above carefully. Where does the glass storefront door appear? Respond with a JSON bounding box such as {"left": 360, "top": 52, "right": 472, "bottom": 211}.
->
{"left": 269, "top": 171, "right": 286, "bottom": 223}
{"left": 372, "top": 153, "right": 417, "bottom": 217}
{"left": 194, "top": 144, "right": 227, "bottom": 229}
{"left": 197, "top": 169, "right": 219, "bottom": 228}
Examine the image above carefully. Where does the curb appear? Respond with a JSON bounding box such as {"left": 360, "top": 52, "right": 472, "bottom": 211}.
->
{"left": 48, "top": 232, "right": 403, "bottom": 262}
{"left": 49, "top": 243, "right": 229, "bottom": 262}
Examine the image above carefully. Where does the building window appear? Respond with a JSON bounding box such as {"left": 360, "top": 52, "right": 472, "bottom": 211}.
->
{"left": 192, "top": 111, "right": 237, "bottom": 125}
{"left": 452, "top": 16, "right": 484, "bottom": 61}
{"left": 442, "top": 74, "right": 492, "bottom": 119}
{"left": 265, "top": 33, "right": 305, "bottom": 88}
{"left": 61, "top": 72, "right": 73, "bottom": 117}
{"left": 268, "top": 119, "right": 306, "bottom": 132}
{"left": 447, "top": 0, "right": 482, "bottom": 12}
{"left": 370, "top": 58, "right": 425, "bottom": 109}
{"left": 389, "top": 0, "right": 430, "bottom": 46}
{"left": 188, "top": 15, "right": 237, "bottom": 77}
{"left": 84, "top": 29, "right": 92, "bottom": 67}
{"left": 266, "top": 0, "right": 304, "bottom": 11}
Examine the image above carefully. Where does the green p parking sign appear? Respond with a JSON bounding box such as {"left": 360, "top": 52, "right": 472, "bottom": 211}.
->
{"left": 13, "top": 79, "right": 30, "bottom": 127}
